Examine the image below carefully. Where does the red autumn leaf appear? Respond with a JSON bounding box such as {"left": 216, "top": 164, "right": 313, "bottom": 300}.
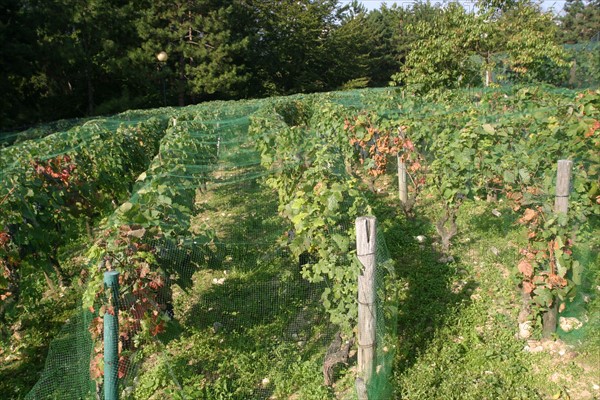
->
{"left": 518, "top": 259, "right": 534, "bottom": 278}
{"left": 518, "top": 208, "right": 537, "bottom": 224}
{"left": 0, "top": 232, "right": 10, "bottom": 246}
{"left": 585, "top": 120, "right": 600, "bottom": 138}
{"left": 118, "top": 356, "right": 128, "bottom": 379}
{"left": 150, "top": 321, "right": 165, "bottom": 336}
{"left": 523, "top": 281, "right": 535, "bottom": 294}
{"left": 547, "top": 274, "right": 567, "bottom": 288}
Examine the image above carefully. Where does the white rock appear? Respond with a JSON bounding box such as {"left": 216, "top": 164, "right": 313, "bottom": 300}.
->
{"left": 261, "top": 377, "right": 270, "bottom": 387}
{"left": 518, "top": 321, "right": 533, "bottom": 339}
{"left": 559, "top": 317, "right": 583, "bottom": 332}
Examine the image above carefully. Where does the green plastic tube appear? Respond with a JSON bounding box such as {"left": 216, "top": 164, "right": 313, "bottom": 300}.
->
{"left": 103, "top": 271, "right": 120, "bottom": 400}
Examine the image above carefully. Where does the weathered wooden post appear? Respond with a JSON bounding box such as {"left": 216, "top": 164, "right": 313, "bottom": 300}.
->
{"left": 397, "top": 129, "right": 408, "bottom": 205}
{"left": 554, "top": 160, "right": 572, "bottom": 215}
{"left": 103, "top": 271, "right": 120, "bottom": 400}
{"left": 356, "top": 216, "right": 377, "bottom": 399}
{"left": 542, "top": 160, "right": 573, "bottom": 338}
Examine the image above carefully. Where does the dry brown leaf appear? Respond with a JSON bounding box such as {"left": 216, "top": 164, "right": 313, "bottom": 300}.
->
{"left": 518, "top": 259, "right": 534, "bottom": 278}
{"left": 523, "top": 281, "right": 535, "bottom": 294}
{"left": 519, "top": 208, "right": 537, "bottom": 224}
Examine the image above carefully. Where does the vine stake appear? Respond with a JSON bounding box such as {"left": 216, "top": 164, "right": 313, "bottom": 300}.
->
{"left": 356, "top": 216, "right": 377, "bottom": 397}
{"left": 542, "top": 159, "right": 572, "bottom": 338}
{"left": 103, "top": 271, "right": 120, "bottom": 400}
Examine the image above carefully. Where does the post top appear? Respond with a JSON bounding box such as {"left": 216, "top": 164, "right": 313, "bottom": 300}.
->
{"left": 356, "top": 216, "right": 377, "bottom": 254}
{"left": 103, "top": 271, "right": 120, "bottom": 283}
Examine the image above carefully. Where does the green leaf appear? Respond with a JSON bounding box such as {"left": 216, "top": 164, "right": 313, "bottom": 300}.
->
{"left": 503, "top": 170, "right": 516, "bottom": 184}
{"left": 518, "top": 168, "right": 530, "bottom": 184}
{"left": 120, "top": 202, "right": 133, "bottom": 212}
{"left": 482, "top": 124, "right": 495, "bottom": 134}
{"left": 331, "top": 233, "right": 350, "bottom": 252}
{"left": 327, "top": 194, "right": 339, "bottom": 212}
{"left": 533, "top": 286, "right": 554, "bottom": 307}
{"left": 555, "top": 252, "right": 568, "bottom": 278}
{"left": 157, "top": 195, "right": 172, "bottom": 205}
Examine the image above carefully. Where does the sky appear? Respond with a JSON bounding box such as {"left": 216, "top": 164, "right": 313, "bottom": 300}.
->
{"left": 341, "top": 0, "right": 568, "bottom": 13}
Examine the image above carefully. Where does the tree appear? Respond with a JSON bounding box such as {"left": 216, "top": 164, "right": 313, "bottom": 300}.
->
{"left": 499, "top": 2, "right": 569, "bottom": 84}
{"left": 394, "top": 0, "right": 569, "bottom": 92}
{"left": 131, "top": 0, "right": 249, "bottom": 106}
{"left": 0, "top": 0, "right": 37, "bottom": 128}
{"left": 393, "top": 2, "right": 483, "bottom": 92}
{"left": 559, "top": 0, "right": 600, "bottom": 43}
{"left": 244, "top": 0, "right": 346, "bottom": 95}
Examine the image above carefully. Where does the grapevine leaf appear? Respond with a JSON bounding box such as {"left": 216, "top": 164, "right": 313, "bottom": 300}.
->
{"left": 503, "top": 170, "right": 516, "bottom": 184}
{"left": 523, "top": 281, "right": 535, "bottom": 294}
{"left": 533, "top": 287, "right": 553, "bottom": 307}
{"left": 120, "top": 202, "right": 133, "bottom": 213}
{"left": 518, "top": 259, "right": 534, "bottom": 278}
{"left": 482, "top": 124, "right": 495, "bottom": 134}
{"left": 518, "top": 168, "right": 530, "bottom": 184}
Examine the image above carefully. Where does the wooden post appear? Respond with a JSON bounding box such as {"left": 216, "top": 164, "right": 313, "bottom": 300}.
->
{"left": 103, "top": 271, "right": 120, "bottom": 400}
{"left": 397, "top": 129, "right": 408, "bottom": 205}
{"left": 398, "top": 155, "right": 408, "bottom": 205}
{"left": 542, "top": 160, "right": 573, "bottom": 338}
{"left": 554, "top": 160, "right": 572, "bottom": 215}
{"left": 356, "top": 216, "right": 377, "bottom": 397}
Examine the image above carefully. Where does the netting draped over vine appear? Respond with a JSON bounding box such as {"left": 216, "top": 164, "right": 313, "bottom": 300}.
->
{"left": 5, "top": 85, "right": 598, "bottom": 400}
{"left": 22, "top": 92, "right": 399, "bottom": 400}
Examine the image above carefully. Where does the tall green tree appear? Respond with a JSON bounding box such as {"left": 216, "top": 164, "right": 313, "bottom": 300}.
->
{"left": 132, "top": 0, "right": 250, "bottom": 106}
{"left": 245, "top": 0, "right": 344, "bottom": 95}
{"left": 394, "top": 0, "right": 568, "bottom": 92}
{"left": 559, "top": 0, "right": 600, "bottom": 43}
{"left": 394, "top": 3, "right": 483, "bottom": 92}
{"left": 0, "top": 0, "right": 37, "bottom": 127}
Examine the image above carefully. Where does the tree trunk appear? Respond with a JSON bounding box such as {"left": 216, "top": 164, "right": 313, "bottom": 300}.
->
{"left": 435, "top": 207, "right": 458, "bottom": 254}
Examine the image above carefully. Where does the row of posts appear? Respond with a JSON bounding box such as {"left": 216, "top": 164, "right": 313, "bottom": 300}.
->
{"left": 101, "top": 159, "right": 572, "bottom": 399}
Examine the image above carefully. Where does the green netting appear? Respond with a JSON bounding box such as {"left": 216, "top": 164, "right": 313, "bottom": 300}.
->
{"left": 5, "top": 86, "right": 597, "bottom": 400}
{"left": 25, "top": 310, "right": 96, "bottom": 399}
{"left": 18, "top": 93, "right": 398, "bottom": 400}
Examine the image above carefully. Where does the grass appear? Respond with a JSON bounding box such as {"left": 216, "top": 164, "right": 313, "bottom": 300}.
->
{"left": 127, "top": 164, "right": 599, "bottom": 400}
{"left": 370, "top": 188, "right": 600, "bottom": 400}
{"left": 128, "top": 174, "right": 351, "bottom": 399}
